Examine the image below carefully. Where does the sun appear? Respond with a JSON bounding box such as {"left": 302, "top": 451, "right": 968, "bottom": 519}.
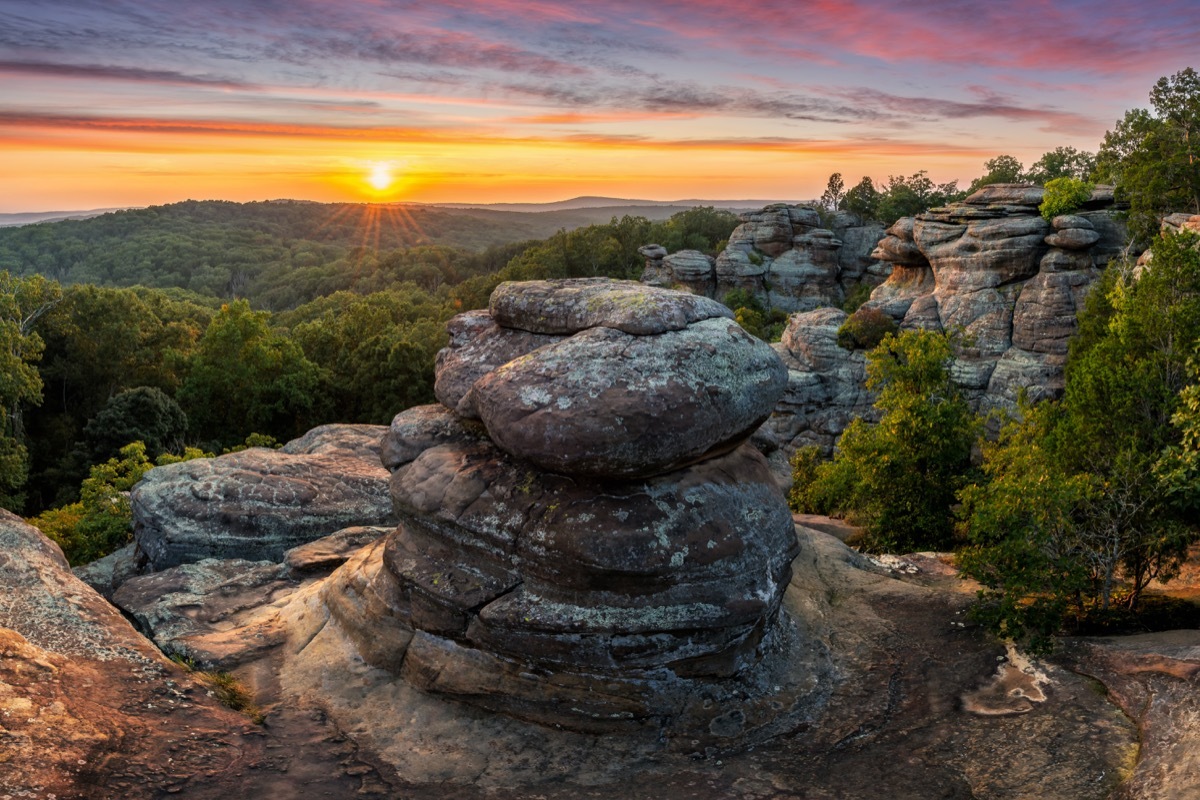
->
{"left": 368, "top": 163, "right": 393, "bottom": 191}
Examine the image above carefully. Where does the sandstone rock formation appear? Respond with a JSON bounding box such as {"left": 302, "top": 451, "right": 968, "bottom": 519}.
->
{"left": 762, "top": 184, "right": 1131, "bottom": 472}
{"left": 641, "top": 206, "right": 888, "bottom": 312}
{"left": 131, "top": 423, "right": 394, "bottom": 570}
{"left": 0, "top": 510, "right": 267, "bottom": 796}
{"left": 314, "top": 278, "right": 817, "bottom": 744}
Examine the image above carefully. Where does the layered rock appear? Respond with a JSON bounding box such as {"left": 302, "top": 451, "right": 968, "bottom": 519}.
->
{"left": 640, "top": 207, "right": 888, "bottom": 312}
{"left": 762, "top": 184, "right": 1131, "bottom": 469}
{"left": 132, "top": 424, "right": 394, "bottom": 570}
{"left": 0, "top": 510, "right": 270, "bottom": 797}
{"left": 321, "top": 278, "right": 817, "bottom": 743}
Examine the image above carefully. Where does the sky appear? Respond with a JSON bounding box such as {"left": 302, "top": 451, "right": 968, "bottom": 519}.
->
{"left": 1, "top": 0, "right": 1199, "bottom": 212}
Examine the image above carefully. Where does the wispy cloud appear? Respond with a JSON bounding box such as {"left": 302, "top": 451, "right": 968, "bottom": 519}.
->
{"left": 0, "top": 59, "right": 257, "bottom": 89}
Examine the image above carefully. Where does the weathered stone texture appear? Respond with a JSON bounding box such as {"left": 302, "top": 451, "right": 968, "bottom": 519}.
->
{"left": 763, "top": 184, "right": 1133, "bottom": 473}
{"left": 642, "top": 206, "right": 888, "bottom": 313}
{"left": 132, "top": 425, "right": 395, "bottom": 570}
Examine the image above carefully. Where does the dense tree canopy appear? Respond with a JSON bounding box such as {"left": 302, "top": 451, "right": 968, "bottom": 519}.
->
{"left": 178, "top": 300, "right": 324, "bottom": 448}
{"left": 1097, "top": 67, "right": 1200, "bottom": 239}
{"left": 0, "top": 272, "right": 61, "bottom": 509}
{"left": 790, "top": 329, "right": 980, "bottom": 552}
{"left": 959, "top": 230, "right": 1200, "bottom": 648}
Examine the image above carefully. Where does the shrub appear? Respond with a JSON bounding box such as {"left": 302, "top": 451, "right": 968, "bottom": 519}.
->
{"left": 29, "top": 441, "right": 211, "bottom": 565}
{"left": 1039, "top": 177, "right": 1094, "bottom": 222}
{"left": 793, "top": 330, "right": 981, "bottom": 553}
{"left": 842, "top": 282, "right": 873, "bottom": 313}
{"left": 836, "top": 307, "right": 898, "bottom": 350}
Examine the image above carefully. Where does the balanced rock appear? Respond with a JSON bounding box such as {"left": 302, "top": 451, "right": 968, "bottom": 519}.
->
{"left": 312, "top": 278, "right": 812, "bottom": 743}
{"left": 433, "top": 310, "right": 559, "bottom": 417}
{"left": 132, "top": 424, "right": 394, "bottom": 570}
{"left": 468, "top": 316, "right": 787, "bottom": 478}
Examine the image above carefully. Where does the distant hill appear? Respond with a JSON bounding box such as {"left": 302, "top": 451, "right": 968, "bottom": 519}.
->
{"left": 433, "top": 196, "right": 788, "bottom": 213}
{"left": 0, "top": 208, "right": 132, "bottom": 227}
{"left": 0, "top": 197, "right": 741, "bottom": 310}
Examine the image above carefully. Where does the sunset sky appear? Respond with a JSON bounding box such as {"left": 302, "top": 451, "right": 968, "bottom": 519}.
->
{"left": 2, "top": 0, "right": 1199, "bottom": 212}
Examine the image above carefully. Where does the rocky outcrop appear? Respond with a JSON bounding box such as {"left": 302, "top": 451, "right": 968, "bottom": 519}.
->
{"left": 0, "top": 510, "right": 272, "bottom": 797}
{"left": 313, "top": 278, "right": 817, "bottom": 744}
{"left": 640, "top": 207, "right": 888, "bottom": 312}
{"left": 762, "top": 184, "right": 1131, "bottom": 469}
{"left": 131, "top": 424, "right": 395, "bottom": 570}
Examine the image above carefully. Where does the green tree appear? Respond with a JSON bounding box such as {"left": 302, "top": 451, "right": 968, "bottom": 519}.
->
{"left": 959, "top": 230, "right": 1200, "bottom": 650}
{"left": 967, "top": 155, "right": 1025, "bottom": 194}
{"left": 1039, "top": 177, "right": 1095, "bottom": 222}
{"left": 843, "top": 176, "right": 880, "bottom": 221}
{"left": 957, "top": 401, "right": 1095, "bottom": 654}
{"left": 1096, "top": 67, "right": 1200, "bottom": 239}
{"left": 820, "top": 173, "right": 846, "bottom": 211}
{"left": 720, "top": 288, "right": 787, "bottom": 342}
{"left": 29, "top": 441, "right": 210, "bottom": 565}
{"left": 178, "top": 300, "right": 323, "bottom": 447}
{"left": 0, "top": 271, "right": 61, "bottom": 510}
{"left": 875, "top": 171, "right": 963, "bottom": 225}
{"left": 1024, "top": 146, "right": 1097, "bottom": 185}
{"left": 81, "top": 387, "right": 188, "bottom": 465}
{"left": 791, "top": 329, "right": 980, "bottom": 552}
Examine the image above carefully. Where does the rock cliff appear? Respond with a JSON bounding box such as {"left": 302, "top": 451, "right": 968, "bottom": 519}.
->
{"left": 761, "top": 184, "right": 1131, "bottom": 474}
{"left": 641, "top": 207, "right": 888, "bottom": 312}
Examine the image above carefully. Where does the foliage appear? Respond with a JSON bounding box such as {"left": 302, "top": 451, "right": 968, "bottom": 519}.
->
{"left": 820, "top": 173, "right": 846, "bottom": 210}
{"left": 222, "top": 432, "right": 281, "bottom": 453}
{"left": 843, "top": 176, "right": 881, "bottom": 221}
{"left": 874, "top": 171, "right": 964, "bottom": 225}
{"left": 841, "top": 282, "right": 874, "bottom": 313}
{"left": 197, "top": 671, "right": 265, "bottom": 723}
{"left": 282, "top": 288, "right": 450, "bottom": 423}
{"left": 790, "top": 330, "right": 980, "bottom": 552}
{"left": 0, "top": 199, "right": 702, "bottom": 310}
{"left": 30, "top": 441, "right": 209, "bottom": 565}
{"left": 81, "top": 387, "right": 188, "bottom": 465}
{"left": 967, "top": 155, "right": 1025, "bottom": 195}
{"left": 957, "top": 402, "right": 1096, "bottom": 654}
{"left": 0, "top": 271, "right": 61, "bottom": 510}
{"left": 23, "top": 284, "right": 213, "bottom": 511}
{"left": 1155, "top": 357, "right": 1200, "bottom": 516}
{"left": 177, "top": 300, "right": 323, "bottom": 448}
{"left": 959, "top": 231, "right": 1200, "bottom": 650}
{"left": 1024, "top": 147, "right": 1097, "bottom": 185}
{"left": 1039, "top": 177, "right": 1095, "bottom": 222}
{"left": 1096, "top": 67, "right": 1200, "bottom": 239}
{"left": 836, "top": 307, "right": 898, "bottom": 350}
{"left": 722, "top": 288, "right": 788, "bottom": 342}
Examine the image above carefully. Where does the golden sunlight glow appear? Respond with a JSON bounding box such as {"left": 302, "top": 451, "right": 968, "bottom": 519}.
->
{"left": 368, "top": 162, "right": 393, "bottom": 191}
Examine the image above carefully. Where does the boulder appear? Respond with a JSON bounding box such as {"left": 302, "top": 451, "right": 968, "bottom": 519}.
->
{"left": 113, "top": 557, "right": 294, "bottom": 669}
{"left": 643, "top": 206, "right": 888, "bottom": 312}
{"left": 661, "top": 249, "right": 718, "bottom": 296}
{"left": 489, "top": 277, "right": 731, "bottom": 336}
{"left": 467, "top": 316, "right": 788, "bottom": 478}
{"left": 433, "top": 310, "right": 560, "bottom": 417}
{"left": 132, "top": 429, "right": 395, "bottom": 571}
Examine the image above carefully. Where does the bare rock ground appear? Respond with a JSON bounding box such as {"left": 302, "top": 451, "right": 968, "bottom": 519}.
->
{"left": 10, "top": 511, "right": 1200, "bottom": 798}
